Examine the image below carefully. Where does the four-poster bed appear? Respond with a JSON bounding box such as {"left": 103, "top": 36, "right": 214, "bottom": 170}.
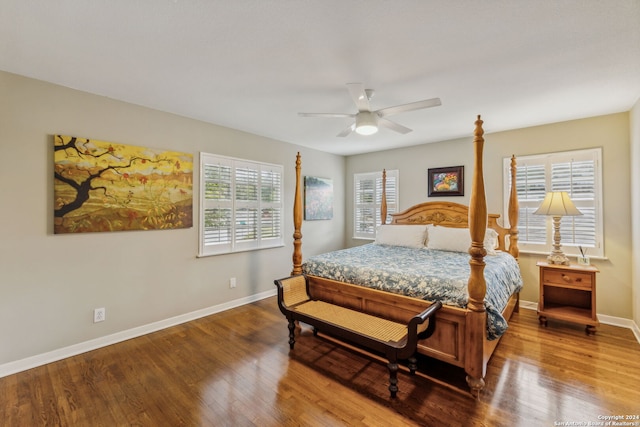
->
{"left": 286, "top": 116, "right": 521, "bottom": 396}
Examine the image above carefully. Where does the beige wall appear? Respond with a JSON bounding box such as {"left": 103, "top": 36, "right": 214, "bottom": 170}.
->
{"left": 346, "top": 113, "right": 633, "bottom": 319}
{"left": 0, "top": 71, "right": 345, "bottom": 367}
{"left": 1, "top": 69, "right": 635, "bottom": 371}
{"left": 631, "top": 98, "right": 640, "bottom": 327}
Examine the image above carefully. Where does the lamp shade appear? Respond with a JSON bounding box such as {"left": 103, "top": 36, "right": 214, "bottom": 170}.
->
{"left": 533, "top": 191, "right": 582, "bottom": 216}
{"left": 355, "top": 111, "right": 379, "bottom": 135}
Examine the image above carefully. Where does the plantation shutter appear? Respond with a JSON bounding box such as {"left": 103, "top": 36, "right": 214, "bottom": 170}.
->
{"left": 376, "top": 173, "right": 397, "bottom": 226}
{"left": 202, "top": 158, "right": 233, "bottom": 254}
{"left": 515, "top": 163, "right": 546, "bottom": 244}
{"left": 551, "top": 160, "right": 597, "bottom": 247}
{"left": 354, "top": 170, "right": 399, "bottom": 239}
{"left": 504, "top": 148, "right": 602, "bottom": 258}
{"left": 260, "top": 166, "right": 282, "bottom": 241}
{"left": 200, "top": 153, "right": 283, "bottom": 256}
{"left": 354, "top": 174, "right": 376, "bottom": 238}
{"left": 234, "top": 162, "right": 259, "bottom": 250}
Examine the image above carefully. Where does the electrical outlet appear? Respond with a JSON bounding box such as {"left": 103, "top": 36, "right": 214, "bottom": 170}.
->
{"left": 229, "top": 277, "right": 236, "bottom": 288}
{"left": 94, "top": 307, "right": 106, "bottom": 323}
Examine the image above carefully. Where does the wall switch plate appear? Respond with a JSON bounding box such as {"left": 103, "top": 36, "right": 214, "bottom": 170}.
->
{"left": 229, "top": 277, "right": 236, "bottom": 288}
{"left": 94, "top": 307, "right": 106, "bottom": 323}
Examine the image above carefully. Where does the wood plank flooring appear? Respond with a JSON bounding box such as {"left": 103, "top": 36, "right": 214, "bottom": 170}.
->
{"left": 1, "top": 297, "right": 638, "bottom": 426}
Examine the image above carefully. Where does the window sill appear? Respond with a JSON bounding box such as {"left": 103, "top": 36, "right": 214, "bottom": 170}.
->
{"left": 197, "top": 243, "right": 284, "bottom": 258}
{"left": 518, "top": 249, "right": 608, "bottom": 261}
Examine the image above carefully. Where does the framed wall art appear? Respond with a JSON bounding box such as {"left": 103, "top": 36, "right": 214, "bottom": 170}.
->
{"left": 428, "top": 165, "right": 464, "bottom": 197}
{"left": 304, "top": 176, "right": 333, "bottom": 220}
{"left": 54, "top": 135, "right": 193, "bottom": 234}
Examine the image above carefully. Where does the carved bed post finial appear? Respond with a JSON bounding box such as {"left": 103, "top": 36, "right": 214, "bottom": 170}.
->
{"left": 508, "top": 155, "right": 520, "bottom": 259}
{"left": 292, "top": 152, "right": 303, "bottom": 276}
{"left": 381, "top": 169, "right": 387, "bottom": 225}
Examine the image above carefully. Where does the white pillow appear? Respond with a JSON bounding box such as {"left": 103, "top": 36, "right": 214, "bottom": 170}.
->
{"left": 426, "top": 224, "right": 499, "bottom": 255}
{"left": 426, "top": 225, "right": 469, "bottom": 252}
{"left": 375, "top": 225, "right": 428, "bottom": 249}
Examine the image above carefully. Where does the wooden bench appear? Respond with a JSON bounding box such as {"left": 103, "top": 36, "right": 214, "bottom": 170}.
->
{"left": 274, "top": 274, "right": 442, "bottom": 398}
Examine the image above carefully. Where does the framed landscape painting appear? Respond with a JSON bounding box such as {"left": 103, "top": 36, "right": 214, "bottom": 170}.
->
{"left": 428, "top": 166, "right": 464, "bottom": 197}
{"left": 304, "top": 176, "right": 333, "bottom": 220}
{"left": 54, "top": 135, "right": 193, "bottom": 234}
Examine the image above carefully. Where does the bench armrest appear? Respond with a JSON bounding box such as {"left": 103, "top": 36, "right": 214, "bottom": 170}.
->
{"left": 415, "top": 301, "right": 443, "bottom": 324}
{"left": 409, "top": 301, "right": 442, "bottom": 341}
{"left": 274, "top": 275, "right": 310, "bottom": 316}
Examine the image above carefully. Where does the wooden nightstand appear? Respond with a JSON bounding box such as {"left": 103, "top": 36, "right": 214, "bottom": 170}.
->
{"left": 537, "top": 261, "right": 599, "bottom": 335}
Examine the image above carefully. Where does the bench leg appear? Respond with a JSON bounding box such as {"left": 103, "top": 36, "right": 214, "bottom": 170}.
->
{"left": 408, "top": 355, "right": 417, "bottom": 375}
{"left": 287, "top": 319, "right": 296, "bottom": 349}
{"left": 387, "top": 360, "right": 399, "bottom": 398}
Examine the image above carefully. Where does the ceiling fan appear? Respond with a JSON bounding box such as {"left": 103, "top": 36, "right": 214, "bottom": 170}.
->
{"left": 298, "top": 83, "right": 441, "bottom": 137}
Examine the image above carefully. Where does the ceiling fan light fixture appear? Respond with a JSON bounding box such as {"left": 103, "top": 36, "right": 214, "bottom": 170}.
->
{"left": 355, "top": 112, "right": 379, "bottom": 135}
{"left": 298, "top": 83, "right": 441, "bottom": 137}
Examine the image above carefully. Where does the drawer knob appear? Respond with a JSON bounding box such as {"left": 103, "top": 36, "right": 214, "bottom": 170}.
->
{"left": 562, "top": 274, "right": 571, "bottom": 282}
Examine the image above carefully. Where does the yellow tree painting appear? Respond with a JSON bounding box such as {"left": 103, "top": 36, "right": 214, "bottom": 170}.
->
{"left": 54, "top": 135, "right": 193, "bottom": 234}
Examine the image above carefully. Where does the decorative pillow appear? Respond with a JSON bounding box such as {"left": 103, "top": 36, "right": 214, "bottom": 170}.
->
{"left": 374, "top": 225, "right": 428, "bottom": 249}
{"left": 485, "top": 228, "right": 499, "bottom": 255}
{"left": 426, "top": 224, "right": 499, "bottom": 255}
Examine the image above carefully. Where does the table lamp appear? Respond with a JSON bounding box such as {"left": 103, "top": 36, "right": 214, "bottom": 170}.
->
{"left": 533, "top": 191, "right": 582, "bottom": 265}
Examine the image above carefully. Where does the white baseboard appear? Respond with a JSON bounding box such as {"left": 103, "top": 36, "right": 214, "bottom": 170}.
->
{"left": 519, "top": 300, "right": 537, "bottom": 311}
{"left": 2, "top": 292, "right": 636, "bottom": 379}
{"left": 520, "top": 299, "right": 640, "bottom": 344}
{"left": 0, "top": 289, "right": 277, "bottom": 379}
{"left": 632, "top": 322, "right": 640, "bottom": 343}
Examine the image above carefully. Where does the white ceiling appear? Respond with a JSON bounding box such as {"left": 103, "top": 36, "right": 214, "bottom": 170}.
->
{"left": 2, "top": 1, "right": 639, "bottom": 156}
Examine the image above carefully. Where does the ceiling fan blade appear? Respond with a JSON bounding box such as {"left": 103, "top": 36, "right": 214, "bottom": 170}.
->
{"left": 346, "top": 83, "right": 371, "bottom": 112}
{"left": 377, "top": 97, "right": 442, "bottom": 118}
{"left": 378, "top": 118, "right": 412, "bottom": 134}
{"left": 298, "top": 112, "right": 354, "bottom": 118}
{"left": 337, "top": 123, "right": 355, "bottom": 137}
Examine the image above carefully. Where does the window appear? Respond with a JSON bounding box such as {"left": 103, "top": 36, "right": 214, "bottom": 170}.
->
{"left": 199, "top": 153, "right": 283, "bottom": 256}
{"left": 503, "top": 148, "right": 603, "bottom": 258}
{"left": 354, "top": 170, "right": 399, "bottom": 239}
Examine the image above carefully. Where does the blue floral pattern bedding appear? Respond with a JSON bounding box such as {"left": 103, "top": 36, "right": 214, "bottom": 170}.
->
{"left": 302, "top": 244, "right": 523, "bottom": 340}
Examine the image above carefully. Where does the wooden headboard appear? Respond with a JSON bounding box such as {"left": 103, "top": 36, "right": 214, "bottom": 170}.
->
{"left": 389, "top": 201, "right": 512, "bottom": 254}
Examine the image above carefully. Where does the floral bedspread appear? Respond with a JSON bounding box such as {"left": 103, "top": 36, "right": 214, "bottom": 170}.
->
{"left": 302, "top": 244, "right": 523, "bottom": 340}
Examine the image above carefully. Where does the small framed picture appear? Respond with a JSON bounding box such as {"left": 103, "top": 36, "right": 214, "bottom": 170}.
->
{"left": 428, "top": 166, "right": 464, "bottom": 197}
{"left": 577, "top": 256, "right": 590, "bottom": 266}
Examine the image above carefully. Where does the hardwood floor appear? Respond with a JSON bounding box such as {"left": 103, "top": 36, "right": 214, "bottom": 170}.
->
{"left": 1, "top": 297, "right": 639, "bottom": 426}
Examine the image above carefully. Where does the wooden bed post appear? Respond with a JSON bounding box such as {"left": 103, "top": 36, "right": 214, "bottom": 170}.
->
{"left": 380, "top": 169, "right": 387, "bottom": 225}
{"left": 508, "top": 155, "right": 520, "bottom": 259}
{"left": 291, "top": 152, "right": 303, "bottom": 276}
{"left": 466, "top": 115, "right": 488, "bottom": 397}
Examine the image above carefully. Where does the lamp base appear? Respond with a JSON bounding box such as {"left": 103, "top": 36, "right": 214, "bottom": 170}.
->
{"left": 548, "top": 215, "right": 570, "bottom": 265}
{"left": 547, "top": 252, "right": 570, "bottom": 265}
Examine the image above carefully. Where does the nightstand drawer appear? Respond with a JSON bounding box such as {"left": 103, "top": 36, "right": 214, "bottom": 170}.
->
{"left": 542, "top": 269, "right": 592, "bottom": 290}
